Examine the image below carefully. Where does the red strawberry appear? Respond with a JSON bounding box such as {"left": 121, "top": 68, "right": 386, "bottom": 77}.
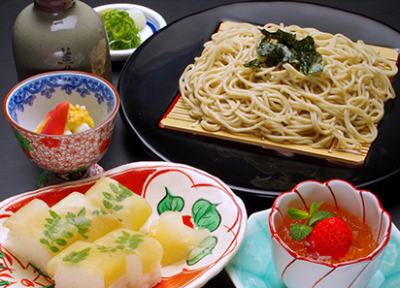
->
{"left": 306, "top": 217, "right": 352, "bottom": 259}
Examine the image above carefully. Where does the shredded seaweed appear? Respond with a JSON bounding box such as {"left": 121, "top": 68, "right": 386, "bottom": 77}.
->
{"left": 244, "top": 28, "right": 324, "bottom": 75}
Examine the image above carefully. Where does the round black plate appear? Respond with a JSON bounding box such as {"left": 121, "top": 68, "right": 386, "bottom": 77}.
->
{"left": 118, "top": 1, "right": 400, "bottom": 196}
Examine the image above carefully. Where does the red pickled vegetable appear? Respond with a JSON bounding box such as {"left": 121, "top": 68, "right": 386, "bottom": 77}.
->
{"left": 34, "top": 109, "right": 54, "bottom": 133}
{"left": 40, "top": 101, "right": 70, "bottom": 135}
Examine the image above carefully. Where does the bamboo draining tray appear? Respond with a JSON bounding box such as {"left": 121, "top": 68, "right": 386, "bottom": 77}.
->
{"left": 160, "top": 22, "right": 399, "bottom": 167}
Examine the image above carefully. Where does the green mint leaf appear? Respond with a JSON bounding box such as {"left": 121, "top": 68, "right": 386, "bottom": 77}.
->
{"left": 309, "top": 202, "right": 324, "bottom": 218}
{"left": 288, "top": 208, "right": 309, "bottom": 220}
{"left": 62, "top": 247, "right": 91, "bottom": 263}
{"left": 308, "top": 210, "right": 334, "bottom": 227}
{"left": 290, "top": 223, "right": 313, "bottom": 241}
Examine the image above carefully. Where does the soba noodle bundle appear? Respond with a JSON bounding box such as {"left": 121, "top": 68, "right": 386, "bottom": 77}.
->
{"left": 178, "top": 23, "right": 398, "bottom": 153}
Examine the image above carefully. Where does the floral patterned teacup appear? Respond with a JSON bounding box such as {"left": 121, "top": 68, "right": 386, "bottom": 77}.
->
{"left": 269, "top": 179, "right": 391, "bottom": 288}
{"left": 3, "top": 71, "right": 119, "bottom": 177}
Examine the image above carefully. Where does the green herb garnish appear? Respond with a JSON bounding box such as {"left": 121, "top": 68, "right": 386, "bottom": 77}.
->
{"left": 40, "top": 210, "right": 75, "bottom": 253}
{"left": 100, "top": 8, "right": 141, "bottom": 50}
{"left": 115, "top": 231, "right": 144, "bottom": 251}
{"left": 62, "top": 247, "right": 91, "bottom": 264}
{"left": 96, "top": 245, "right": 118, "bottom": 257}
{"left": 65, "top": 208, "right": 91, "bottom": 240}
{"left": 93, "top": 183, "right": 134, "bottom": 217}
{"left": 40, "top": 208, "right": 92, "bottom": 253}
{"left": 95, "top": 231, "right": 144, "bottom": 256}
{"left": 288, "top": 202, "right": 334, "bottom": 241}
{"left": 244, "top": 28, "right": 324, "bottom": 75}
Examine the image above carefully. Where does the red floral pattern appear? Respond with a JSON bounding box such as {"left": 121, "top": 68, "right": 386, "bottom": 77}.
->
{"left": 0, "top": 244, "right": 54, "bottom": 287}
{"left": 14, "top": 118, "right": 116, "bottom": 173}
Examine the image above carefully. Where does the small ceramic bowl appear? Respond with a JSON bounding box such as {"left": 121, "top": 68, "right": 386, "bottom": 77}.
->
{"left": 269, "top": 179, "right": 391, "bottom": 288}
{"left": 3, "top": 71, "right": 119, "bottom": 176}
{"left": 93, "top": 3, "right": 167, "bottom": 61}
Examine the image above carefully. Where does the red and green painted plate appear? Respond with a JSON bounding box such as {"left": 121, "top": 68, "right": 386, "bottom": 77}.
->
{"left": 0, "top": 162, "right": 247, "bottom": 288}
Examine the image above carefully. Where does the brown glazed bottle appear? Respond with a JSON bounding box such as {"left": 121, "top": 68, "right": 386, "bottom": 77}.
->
{"left": 13, "top": 0, "right": 112, "bottom": 82}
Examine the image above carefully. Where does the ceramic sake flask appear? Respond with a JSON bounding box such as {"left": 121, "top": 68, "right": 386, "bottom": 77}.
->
{"left": 12, "top": 0, "right": 112, "bottom": 82}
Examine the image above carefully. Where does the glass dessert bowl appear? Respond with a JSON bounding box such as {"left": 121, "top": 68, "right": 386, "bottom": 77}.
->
{"left": 3, "top": 71, "right": 119, "bottom": 185}
{"left": 269, "top": 179, "right": 391, "bottom": 288}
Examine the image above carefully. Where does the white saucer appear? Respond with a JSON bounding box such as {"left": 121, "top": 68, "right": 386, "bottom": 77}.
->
{"left": 94, "top": 3, "right": 167, "bottom": 61}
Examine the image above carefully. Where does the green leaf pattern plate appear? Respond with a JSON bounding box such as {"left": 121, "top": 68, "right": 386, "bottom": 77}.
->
{"left": 0, "top": 162, "right": 247, "bottom": 288}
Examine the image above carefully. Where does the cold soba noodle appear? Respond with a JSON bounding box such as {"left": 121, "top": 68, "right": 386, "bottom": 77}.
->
{"left": 178, "top": 23, "right": 398, "bottom": 153}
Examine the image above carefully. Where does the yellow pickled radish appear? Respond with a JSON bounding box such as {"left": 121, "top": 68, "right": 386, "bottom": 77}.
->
{"left": 94, "top": 228, "right": 163, "bottom": 287}
{"left": 149, "top": 211, "right": 211, "bottom": 267}
{"left": 51, "top": 192, "right": 123, "bottom": 241}
{"left": 85, "top": 177, "right": 152, "bottom": 231}
{"left": 3, "top": 199, "right": 80, "bottom": 273}
{"left": 47, "top": 240, "right": 126, "bottom": 288}
{"left": 47, "top": 228, "right": 163, "bottom": 288}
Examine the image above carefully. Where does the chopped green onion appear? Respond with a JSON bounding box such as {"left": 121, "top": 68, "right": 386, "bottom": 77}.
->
{"left": 100, "top": 8, "right": 141, "bottom": 50}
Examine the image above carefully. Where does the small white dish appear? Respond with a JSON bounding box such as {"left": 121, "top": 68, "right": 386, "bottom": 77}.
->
{"left": 93, "top": 3, "right": 167, "bottom": 61}
{"left": 268, "top": 180, "right": 391, "bottom": 288}
{"left": 227, "top": 206, "right": 400, "bottom": 287}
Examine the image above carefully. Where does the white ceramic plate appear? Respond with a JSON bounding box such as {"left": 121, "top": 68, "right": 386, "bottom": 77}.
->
{"left": 94, "top": 4, "right": 167, "bottom": 61}
{"left": 0, "top": 162, "right": 247, "bottom": 288}
{"left": 226, "top": 209, "right": 400, "bottom": 288}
